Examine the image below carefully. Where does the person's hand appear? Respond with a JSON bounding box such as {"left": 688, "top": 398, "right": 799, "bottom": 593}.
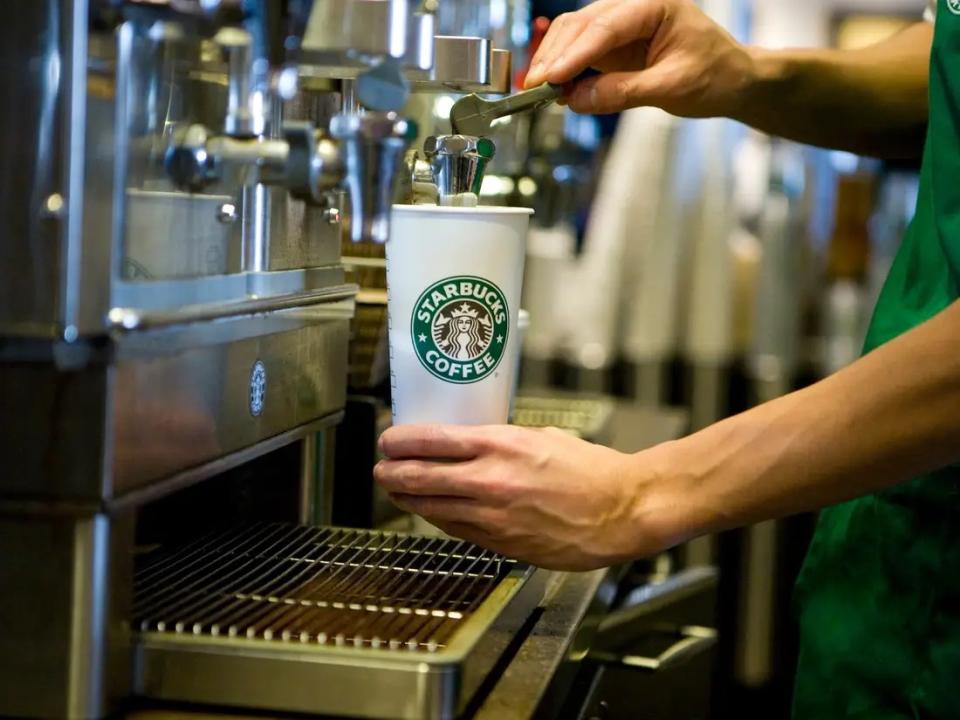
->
{"left": 524, "top": 0, "right": 754, "bottom": 118}
{"left": 374, "top": 424, "right": 679, "bottom": 571}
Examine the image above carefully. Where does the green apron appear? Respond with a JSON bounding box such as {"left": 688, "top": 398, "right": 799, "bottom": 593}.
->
{"left": 792, "top": 3, "right": 960, "bottom": 717}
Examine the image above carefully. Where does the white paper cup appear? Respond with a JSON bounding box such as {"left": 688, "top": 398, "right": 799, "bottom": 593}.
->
{"left": 387, "top": 204, "right": 532, "bottom": 426}
{"left": 509, "top": 309, "right": 530, "bottom": 420}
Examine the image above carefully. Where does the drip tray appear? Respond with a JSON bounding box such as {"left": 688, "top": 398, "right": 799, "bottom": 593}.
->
{"left": 132, "top": 524, "right": 544, "bottom": 720}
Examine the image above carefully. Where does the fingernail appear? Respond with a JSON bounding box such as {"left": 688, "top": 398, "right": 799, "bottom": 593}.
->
{"left": 526, "top": 62, "right": 543, "bottom": 85}
{"left": 572, "top": 80, "right": 597, "bottom": 111}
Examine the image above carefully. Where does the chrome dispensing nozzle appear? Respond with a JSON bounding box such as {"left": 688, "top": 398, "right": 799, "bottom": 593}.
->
{"left": 418, "top": 134, "right": 496, "bottom": 206}
{"left": 330, "top": 112, "right": 417, "bottom": 243}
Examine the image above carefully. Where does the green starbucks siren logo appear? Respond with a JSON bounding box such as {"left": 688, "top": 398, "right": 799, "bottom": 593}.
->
{"left": 411, "top": 275, "right": 510, "bottom": 384}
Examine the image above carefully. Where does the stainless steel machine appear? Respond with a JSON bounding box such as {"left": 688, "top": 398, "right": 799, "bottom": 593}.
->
{"left": 0, "top": 2, "right": 519, "bottom": 717}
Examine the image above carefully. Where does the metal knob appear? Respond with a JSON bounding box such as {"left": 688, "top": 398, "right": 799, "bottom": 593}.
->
{"left": 165, "top": 125, "right": 218, "bottom": 191}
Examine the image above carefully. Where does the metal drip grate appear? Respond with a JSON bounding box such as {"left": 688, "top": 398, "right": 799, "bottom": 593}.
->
{"left": 134, "top": 524, "right": 510, "bottom": 652}
{"left": 512, "top": 394, "right": 615, "bottom": 442}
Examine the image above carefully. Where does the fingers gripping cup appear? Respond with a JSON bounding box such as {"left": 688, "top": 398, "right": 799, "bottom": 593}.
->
{"left": 387, "top": 205, "right": 533, "bottom": 425}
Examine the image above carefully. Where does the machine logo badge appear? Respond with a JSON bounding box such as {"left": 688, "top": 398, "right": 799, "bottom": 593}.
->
{"left": 411, "top": 275, "right": 509, "bottom": 385}
{"left": 249, "top": 360, "right": 266, "bottom": 417}
{"left": 950, "top": 0, "right": 960, "bottom": 14}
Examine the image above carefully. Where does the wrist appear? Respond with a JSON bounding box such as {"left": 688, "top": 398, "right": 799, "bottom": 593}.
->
{"left": 732, "top": 45, "right": 792, "bottom": 124}
{"left": 623, "top": 439, "right": 706, "bottom": 557}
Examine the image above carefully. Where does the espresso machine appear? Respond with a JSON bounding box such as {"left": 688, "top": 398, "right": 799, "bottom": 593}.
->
{"left": 0, "top": 2, "right": 538, "bottom": 718}
{"left": 0, "top": 3, "right": 723, "bottom": 719}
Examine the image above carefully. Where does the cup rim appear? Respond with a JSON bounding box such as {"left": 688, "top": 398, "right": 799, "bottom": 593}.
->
{"left": 392, "top": 204, "right": 534, "bottom": 216}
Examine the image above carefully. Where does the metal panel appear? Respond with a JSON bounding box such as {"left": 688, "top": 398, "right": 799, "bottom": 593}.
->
{"left": 116, "top": 22, "right": 242, "bottom": 287}
{"left": 0, "top": 0, "right": 71, "bottom": 335}
{"left": 0, "top": 358, "right": 111, "bottom": 500}
{"left": 0, "top": 306, "right": 351, "bottom": 502}
{"left": 0, "top": 512, "right": 134, "bottom": 720}
{"left": 269, "top": 192, "right": 343, "bottom": 271}
{"left": 110, "top": 314, "right": 350, "bottom": 495}
{"left": 68, "top": 4, "right": 119, "bottom": 337}
{"left": 0, "top": 0, "right": 122, "bottom": 339}
{"left": 124, "top": 190, "right": 243, "bottom": 279}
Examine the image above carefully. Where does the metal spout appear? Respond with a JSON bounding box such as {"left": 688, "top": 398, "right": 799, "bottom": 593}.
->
{"left": 329, "top": 112, "right": 415, "bottom": 243}
{"left": 423, "top": 134, "right": 496, "bottom": 205}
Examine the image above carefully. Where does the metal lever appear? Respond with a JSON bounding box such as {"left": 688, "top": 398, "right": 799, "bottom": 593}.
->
{"left": 449, "top": 82, "right": 564, "bottom": 136}
{"left": 588, "top": 625, "right": 717, "bottom": 672}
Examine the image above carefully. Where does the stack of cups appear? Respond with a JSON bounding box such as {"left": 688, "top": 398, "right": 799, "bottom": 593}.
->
{"left": 387, "top": 205, "right": 533, "bottom": 426}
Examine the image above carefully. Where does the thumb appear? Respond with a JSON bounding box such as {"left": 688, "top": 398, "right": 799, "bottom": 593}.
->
{"left": 566, "top": 68, "right": 671, "bottom": 115}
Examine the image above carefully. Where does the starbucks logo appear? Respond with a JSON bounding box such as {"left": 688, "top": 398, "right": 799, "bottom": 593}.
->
{"left": 411, "top": 276, "right": 510, "bottom": 384}
{"left": 950, "top": 0, "right": 960, "bottom": 14}
{"left": 249, "top": 360, "right": 266, "bottom": 417}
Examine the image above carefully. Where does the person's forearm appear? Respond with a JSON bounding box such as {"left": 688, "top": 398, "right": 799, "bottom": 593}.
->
{"left": 532, "top": 3, "right": 930, "bottom": 157}
{"left": 645, "top": 299, "right": 960, "bottom": 548}
{"left": 734, "top": 23, "right": 932, "bottom": 158}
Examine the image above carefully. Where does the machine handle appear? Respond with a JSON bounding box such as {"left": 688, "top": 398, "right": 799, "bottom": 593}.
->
{"left": 108, "top": 284, "right": 358, "bottom": 332}
{"left": 587, "top": 625, "right": 717, "bottom": 673}
{"left": 494, "top": 82, "right": 565, "bottom": 117}
{"left": 450, "top": 82, "right": 563, "bottom": 135}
